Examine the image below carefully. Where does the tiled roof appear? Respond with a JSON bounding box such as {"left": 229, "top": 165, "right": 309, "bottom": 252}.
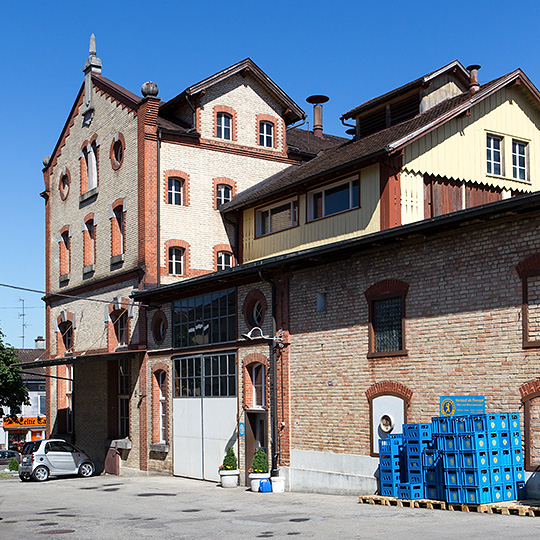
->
{"left": 223, "top": 73, "right": 514, "bottom": 212}
{"left": 15, "top": 349, "right": 47, "bottom": 378}
{"left": 286, "top": 128, "right": 347, "bottom": 156}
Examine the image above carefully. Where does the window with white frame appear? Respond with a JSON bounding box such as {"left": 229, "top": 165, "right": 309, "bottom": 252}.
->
{"left": 85, "top": 142, "right": 98, "bottom": 191}
{"left": 512, "top": 140, "right": 528, "bottom": 181}
{"left": 157, "top": 371, "right": 167, "bottom": 443}
{"left": 169, "top": 247, "right": 184, "bottom": 275}
{"left": 259, "top": 121, "right": 273, "bottom": 147}
{"left": 39, "top": 395, "right": 46, "bottom": 416}
{"left": 113, "top": 310, "right": 128, "bottom": 347}
{"left": 251, "top": 364, "right": 265, "bottom": 408}
{"left": 217, "top": 112, "right": 232, "bottom": 140}
{"left": 308, "top": 177, "right": 359, "bottom": 221}
{"left": 168, "top": 177, "right": 183, "bottom": 205}
{"left": 486, "top": 134, "right": 502, "bottom": 176}
{"left": 216, "top": 184, "right": 232, "bottom": 210}
{"left": 256, "top": 199, "right": 298, "bottom": 237}
{"left": 217, "top": 251, "right": 233, "bottom": 270}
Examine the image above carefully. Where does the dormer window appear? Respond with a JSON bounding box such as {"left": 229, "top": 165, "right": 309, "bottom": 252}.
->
{"left": 217, "top": 112, "right": 232, "bottom": 140}
{"left": 308, "top": 178, "right": 359, "bottom": 221}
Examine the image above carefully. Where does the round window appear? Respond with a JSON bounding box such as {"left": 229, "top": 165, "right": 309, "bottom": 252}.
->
{"left": 151, "top": 311, "right": 168, "bottom": 344}
{"left": 242, "top": 289, "right": 267, "bottom": 329}
{"left": 113, "top": 140, "right": 123, "bottom": 164}
{"left": 252, "top": 301, "right": 263, "bottom": 326}
{"left": 110, "top": 134, "right": 125, "bottom": 170}
{"left": 59, "top": 170, "right": 70, "bottom": 200}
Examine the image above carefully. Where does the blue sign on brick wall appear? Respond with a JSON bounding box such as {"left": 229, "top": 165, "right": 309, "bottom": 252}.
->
{"left": 440, "top": 395, "right": 485, "bottom": 416}
{"left": 239, "top": 422, "right": 245, "bottom": 437}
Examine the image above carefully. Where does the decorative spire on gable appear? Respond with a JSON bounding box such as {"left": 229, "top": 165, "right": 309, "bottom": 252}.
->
{"left": 82, "top": 34, "right": 102, "bottom": 126}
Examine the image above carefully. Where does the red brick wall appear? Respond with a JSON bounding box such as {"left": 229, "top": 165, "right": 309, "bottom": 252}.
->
{"left": 286, "top": 209, "right": 540, "bottom": 465}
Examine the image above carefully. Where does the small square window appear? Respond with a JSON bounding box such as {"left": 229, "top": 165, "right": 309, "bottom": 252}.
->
{"left": 316, "top": 292, "right": 327, "bottom": 312}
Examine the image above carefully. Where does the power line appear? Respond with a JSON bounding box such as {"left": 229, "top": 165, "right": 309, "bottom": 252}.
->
{"left": 0, "top": 306, "right": 43, "bottom": 310}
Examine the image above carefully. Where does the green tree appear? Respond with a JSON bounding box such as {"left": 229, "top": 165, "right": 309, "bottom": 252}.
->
{"left": 0, "top": 330, "right": 30, "bottom": 419}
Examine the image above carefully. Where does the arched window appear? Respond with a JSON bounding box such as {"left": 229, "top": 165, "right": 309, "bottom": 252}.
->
{"left": 259, "top": 121, "right": 274, "bottom": 147}
{"left": 112, "top": 310, "right": 128, "bottom": 347}
{"left": 251, "top": 364, "right": 266, "bottom": 408}
{"left": 157, "top": 371, "right": 167, "bottom": 443}
{"left": 169, "top": 247, "right": 184, "bottom": 275}
{"left": 59, "top": 228, "right": 71, "bottom": 278}
{"left": 217, "top": 112, "right": 232, "bottom": 140}
{"left": 217, "top": 251, "right": 233, "bottom": 270}
{"left": 111, "top": 202, "right": 125, "bottom": 257}
{"left": 216, "top": 184, "right": 232, "bottom": 210}
{"left": 83, "top": 142, "right": 98, "bottom": 191}
{"left": 83, "top": 216, "right": 95, "bottom": 268}
{"left": 168, "top": 178, "right": 183, "bottom": 205}
{"left": 58, "top": 321, "right": 73, "bottom": 353}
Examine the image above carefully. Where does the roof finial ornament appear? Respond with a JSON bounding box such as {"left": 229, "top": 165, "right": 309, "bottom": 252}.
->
{"left": 89, "top": 33, "right": 97, "bottom": 57}
{"left": 82, "top": 34, "right": 102, "bottom": 127}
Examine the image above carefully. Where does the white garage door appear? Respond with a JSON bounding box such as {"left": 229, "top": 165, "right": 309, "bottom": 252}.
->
{"left": 173, "top": 353, "right": 237, "bottom": 481}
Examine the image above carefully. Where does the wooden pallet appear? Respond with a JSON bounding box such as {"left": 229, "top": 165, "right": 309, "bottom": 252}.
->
{"left": 359, "top": 495, "right": 540, "bottom": 516}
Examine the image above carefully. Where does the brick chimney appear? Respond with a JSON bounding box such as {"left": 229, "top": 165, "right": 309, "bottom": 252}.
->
{"left": 306, "top": 95, "right": 329, "bottom": 138}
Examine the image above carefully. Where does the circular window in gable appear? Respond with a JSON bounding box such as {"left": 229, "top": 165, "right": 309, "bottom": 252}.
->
{"left": 58, "top": 168, "right": 71, "bottom": 200}
{"left": 151, "top": 310, "right": 168, "bottom": 345}
{"left": 110, "top": 133, "right": 125, "bottom": 170}
{"left": 242, "top": 289, "right": 267, "bottom": 329}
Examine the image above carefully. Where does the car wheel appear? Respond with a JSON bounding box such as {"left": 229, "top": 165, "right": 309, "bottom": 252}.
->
{"left": 19, "top": 473, "right": 31, "bottom": 482}
{"left": 78, "top": 462, "right": 94, "bottom": 478}
{"left": 32, "top": 466, "right": 50, "bottom": 482}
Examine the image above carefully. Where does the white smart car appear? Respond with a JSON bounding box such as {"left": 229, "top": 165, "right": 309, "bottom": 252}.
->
{"left": 19, "top": 439, "right": 94, "bottom": 482}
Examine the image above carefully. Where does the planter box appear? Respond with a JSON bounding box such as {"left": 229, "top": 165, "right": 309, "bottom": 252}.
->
{"left": 219, "top": 469, "right": 239, "bottom": 488}
{"left": 249, "top": 472, "right": 271, "bottom": 492}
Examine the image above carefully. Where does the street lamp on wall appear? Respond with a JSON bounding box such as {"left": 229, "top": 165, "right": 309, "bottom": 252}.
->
{"left": 242, "top": 326, "right": 284, "bottom": 476}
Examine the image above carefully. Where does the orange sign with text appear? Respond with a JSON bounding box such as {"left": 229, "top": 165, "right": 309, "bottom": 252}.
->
{"left": 3, "top": 416, "right": 46, "bottom": 428}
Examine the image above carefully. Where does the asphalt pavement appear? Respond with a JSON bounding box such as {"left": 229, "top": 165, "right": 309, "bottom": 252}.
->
{"left": 1, "top": 473, "right": 539, "bottom": 539}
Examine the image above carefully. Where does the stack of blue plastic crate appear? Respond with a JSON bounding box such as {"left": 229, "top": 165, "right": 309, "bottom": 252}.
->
{"left": 378, "top": 434, "right": 404, "bottom": 497}
{"left": 378, "top": 412, "right": 524, "bottom": 503}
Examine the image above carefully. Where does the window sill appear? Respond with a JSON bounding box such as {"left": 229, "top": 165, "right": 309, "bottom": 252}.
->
{"left": 485, "top": 173, "right": 531, "bottom": 185}
{"left": 83, "top": 264, "right": 95, "bottom": 275}
{"left": 110, "top": 253, "right": 124, "bottom": 266}
{"left": 149, "top": 443, "right": 169, "bottom": 453}
{"left": 59, "top": 273, "right": 70, "bottom": 284}
{"left": 367, "top": 349, "right": 408, "bottom": 359}
{"left": 110, "top": 438, "right": 132, "bottom": 450}
{"left": 79, "top": 187, "right": 99, "bottom": 204}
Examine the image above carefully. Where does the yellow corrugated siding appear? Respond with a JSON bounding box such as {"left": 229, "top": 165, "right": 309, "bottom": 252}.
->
{"left": 404, "top": 87, "right": 540, "bottom": 191}
{"left": 242, "top": 164, "right": 381, "bottom": 262}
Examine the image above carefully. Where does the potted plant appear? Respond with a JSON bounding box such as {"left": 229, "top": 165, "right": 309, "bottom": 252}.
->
{"left": 218, "top": 446, "right": 239, "bottom": 488}
{"left": 248, "top": 448, "right": 270, "bottom": 492}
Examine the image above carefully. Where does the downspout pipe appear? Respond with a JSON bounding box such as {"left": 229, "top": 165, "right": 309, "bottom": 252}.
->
{"left": 258, "top": 270, "right": 280, "bottom": 477}
{"left": 157, "top": 128, "right": 162, "bottom": 286}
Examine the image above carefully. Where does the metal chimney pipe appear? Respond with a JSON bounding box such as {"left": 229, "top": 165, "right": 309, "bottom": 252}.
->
{"left": 306, "top": 95, "right": 329, "bottom": 138}
{"left": 467, "top": 65, "right": 481, "bottom": 94}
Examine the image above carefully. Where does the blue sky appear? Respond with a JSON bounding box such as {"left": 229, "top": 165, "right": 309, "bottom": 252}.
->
{"left": 0, "top": 0, "right": 538, "bottom": 348}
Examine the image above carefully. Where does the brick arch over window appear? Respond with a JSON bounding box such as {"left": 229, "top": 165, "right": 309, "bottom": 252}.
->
{"left": 519, "top": 379, "right": 540, "bottom": 470}
{"left": 256, "top": 114, "right": 280, "bottom": 149}
{"left": 212, "top": 177, "right": 237, "bottom": 210}
{"left": 151, "top": 363, "right": 170, "bottom": 444}
{"left": 242, "top": 353, "right": 269, "bottom": 410}
{"left": 163, "top": 239, "right": 190, "bottom": 277}
{"left": 163, "top": 170, "right": 190, "bottom": 206}
{"left": 56, "top": 310, "right": 75, "bottom": 356}
{"left": 213, "top": 244, "right": 235, "bottom": 270}
{"left": 213, "top": 105, "right": 238, "bottom": 141}
{"left": 365, "top": 381, "right": 413, "bottom": 402}
{"left": 516, "top": 254, "right": 540, "bottom": 278}
{"left": 364, "top": 279, "right": 409, "bottom": 299}
{"left": 107, "top": 297, "right": 131, "bottom": 351}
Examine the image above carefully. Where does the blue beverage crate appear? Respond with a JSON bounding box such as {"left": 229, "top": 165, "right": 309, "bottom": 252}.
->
{"left": 443, "top": 452, "right": 459, "bottom": 468}
{"left": 463, "top": 469, "right": 490, "bottom": 488}
{"left": 501, "top": 466, "right": 513, "bottom": 484}
{"left": 470, "top": 414, "right": 488, "bottom": 432}
{"left": 425, "top": 484, "right": 443, "bottom": 501}
{"left": 423, "top": 449, "right": 440, "bottom": 467}
{"left": 464, "top": 486, "right": 493, "bottom": 504}
{"left": 432, "top": 416, "right": 452, "bottom": 434}
{"left": 407, "top": 469, "right": 422, "bottom": 484}
{"left": 403, "top": 424, "right": 419, "bottom": 439}
{"left": 444, "top": 469, "right": 460, "bottom": 486}
{"left": 424, "top": 467, "right": 443, "bottom": 485}
{"left": 510, "top": 431, "right": 522, "bottom": 449}
{"left": 500, "top": 449, "right": 511, "bottom": 467}
{"left": 514, "top": 466, "right": 525, "bottom": 483}
{"left": 379, "top": 469, "right": 401, "bottom": 484}
{"left": 389, "top": 433, "right": 404, "bottom": 440}
{"left": 380, "top": 482, "right": 399, "bottom": 497}
{"left": 398, "top": 483, "right": 424, "bottom": 500}
{"left": 431, "top": 434, "right": 445, "bottom": 451}
{"left": 509, "top": 412, "right": 520, "bottom": 431}
{"left": 445, "top": 486, "right": 463, "bottom": 504}
{"left": 491, "top": 484, "right": 503, "bottom": 503}
{"left": 516, "top": 481, "right": 526, "bottom": 500}
{"left": 441, "top": 435, "right": 457, "bottom": 451}
{"left": 379, "top": 455, "right": 400, "bottom": 469}
{"left": 419, "top": 423, "right": 432, "bottom": 440}
{"left": 503, "top": 483, "right": 516, "bottom": 501}
{"left": 460, "top": 452, "right": 478, "bottom": 469}
{"left": 379, "top": 438, "right": 403, "bottom": 456}
{"left": 453, "top": 416, "right": 471, "bottom": 433}
{"left": 512, "top": 448, "right": 523, "bottom": 466}
{"left": 487, "top": 413, "right": 508, "bottom": 432}
{"left": 499, "top": 432, "right": 510, "bottom": 449}
{"left": 490, "top": 468, "right": 502, "bottom": 485}
{"left": 407, "top": 440, "right": 430, "bottom": 454}
{"left": 407, "top": 454, "right": 422, "bottom": 470}
{"left": 488, "top": 432, "right": 500, "bottom": 449}
{"left": 489, "top": 449, "right": 500, "bottom": 467}
{"left": 460, "top": 432, "right": 487, "bottom": 451}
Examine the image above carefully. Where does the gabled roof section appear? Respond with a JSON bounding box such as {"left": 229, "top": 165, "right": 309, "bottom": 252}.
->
{"left": 160, "top": 58, "right": 305, "bottom": 126}
{"left": 92, "top": 73, "right": 141, "bottom": 109}
{"left": 342, "top": 60, "right": 470, "bottom": 120}
{"left": 15, "top": 349, "right": 46, "bottom": 378}
{"left": 224, "top": 69, "right": 540, "bottom": 212}
{"left": 286, "top": 128, "right": 347, "bottom": 156}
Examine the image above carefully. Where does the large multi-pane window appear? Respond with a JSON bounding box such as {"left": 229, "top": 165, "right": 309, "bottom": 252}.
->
{"left": 486, "top": 135, "right": 502, "bottom": 176}
{"left": 173, "top": 289, "right": 236, "bottom": 348}
{"left": 512, "top": 140, "right": 527, "bottom": 181}
{"left": 256, "top": 199, "right": 298, "bottom": 237}
{"left": 308, "top": 178, "right": 359, "bottom": 221}
{"left": 173, "top": 352, "right": 236, "bottom": 398}
{"left": 372, "top": 297, "right": 403, "bottom": 353}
